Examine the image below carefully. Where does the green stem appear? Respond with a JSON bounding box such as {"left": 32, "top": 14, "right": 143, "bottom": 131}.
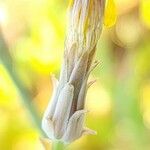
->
{"left": 0, "top": 29, "right": 45, "bottom": 136}
{"left": 52, "top": 141, "right": 65, "bottom": 150}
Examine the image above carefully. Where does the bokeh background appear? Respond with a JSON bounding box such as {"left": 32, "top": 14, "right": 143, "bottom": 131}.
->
{"left": 0, "top": 0, "right": 150, "bottom": 149}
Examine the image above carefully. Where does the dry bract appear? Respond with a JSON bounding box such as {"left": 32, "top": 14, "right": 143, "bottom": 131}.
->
{"left": 42, "top": 0, "right": 105, "bottom": 144}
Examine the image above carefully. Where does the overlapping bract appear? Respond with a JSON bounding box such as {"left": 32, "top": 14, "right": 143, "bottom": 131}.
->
{"left": 42, "top": 0, "right": 105, "bottom": 143}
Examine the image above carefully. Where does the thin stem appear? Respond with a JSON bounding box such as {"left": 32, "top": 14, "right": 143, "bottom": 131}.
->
{"left": 0, "top": 29, "right": 46, "bottom": 136}
{"left": 52, "top": 141, "right": 65, "bottom": 150}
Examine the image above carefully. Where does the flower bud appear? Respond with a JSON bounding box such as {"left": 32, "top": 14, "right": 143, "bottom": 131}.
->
{"left": 42, "top": 0, "right": 106, "bottom": 144}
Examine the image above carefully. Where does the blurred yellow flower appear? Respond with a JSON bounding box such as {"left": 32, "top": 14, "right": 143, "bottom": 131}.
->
{"left": 140, "top": 0, "right": 150, "bottom": 28}
{"left": 104, "top": 0, "right": 117, "bottom": 27}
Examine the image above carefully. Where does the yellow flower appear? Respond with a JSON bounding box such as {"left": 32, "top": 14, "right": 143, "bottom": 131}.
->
{"left": 104, "top": 0, "right": 117, "bottom": 27}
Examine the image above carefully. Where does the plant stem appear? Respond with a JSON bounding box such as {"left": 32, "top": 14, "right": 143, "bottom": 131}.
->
{"left": 0, "top": 29, "right": 46, "bottom": 136}
{"left": 52, "top": 141, "right": 65, "bottom": 150}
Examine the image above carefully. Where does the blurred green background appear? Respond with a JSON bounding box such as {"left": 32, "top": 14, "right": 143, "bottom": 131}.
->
{"left": 0, "top": 0, "right": 150, "bottom": 149}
